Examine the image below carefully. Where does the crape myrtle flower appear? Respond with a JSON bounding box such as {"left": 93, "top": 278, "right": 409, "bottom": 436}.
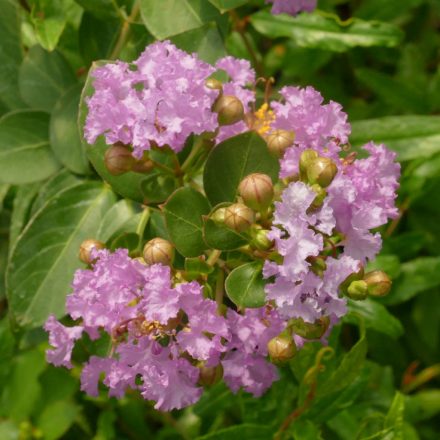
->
{"left": 266, "top": 0, "right": 317, "bottom": 16}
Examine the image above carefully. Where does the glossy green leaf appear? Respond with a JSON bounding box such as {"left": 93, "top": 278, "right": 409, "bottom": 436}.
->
{"left": 0, "top": 0, "right": 26, "bottom": 110}
{"left": 203, "top": 131, "right": 279, "bottom": 206}
{"left": 196, "top": 424, "right": 273, "bottom": 440}
{"left": 163, "top": 187, "right": 211, "bottom": 257}
{"left": 7, "top": 182, "right": 116, "bottom": 328}
{"left": 185, "top": 257, "right": 214, "bottom": 275}
{"left": 0, "top": 111, "right": 60, "bottom": 184}
{"left": 37, "top": 401, "right": 80, "bottom": 440}
{"left": 50, "top": 84, "right": 90, "bottom": 174}
{"left": 208, "top": 0, "right": 248, "bottom": 12}
{"left": 140, "top": 0, "right": 220, "bottom": 40}
{"left": 250, "top": 11, "right": 403, "bottom": 52}
{"left": 350, "top": 116, "right": 440, "bottom": 161}
{"left": 225, "top": 261, "right": 266, "bottom": 308}
{"left": 19, "top": 45, "right": 77, "bottom": 112}
{"left": 344, "top": 299, "right": 404, "bottom": 339}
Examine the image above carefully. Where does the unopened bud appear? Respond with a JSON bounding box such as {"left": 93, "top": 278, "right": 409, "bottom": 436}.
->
{"left": 290, "top": 316, "right": 330, "bottom": 340}
{"left": 79, "top": 239, "right": 105, "bottom": 265}
{"left": 210, "top": 207, "right": 227, "bottom": 224}
{"left": 268, "top": 333, "right": 296, "bottom": 364}
{"left": 238, "top": 173, "right": 274, "bottom": 212}
{"left": 104, "top": 145, "right": 135, "bottom": 175}
{"left": 339, "top": 265, "right": 364, "bottom": 295}
{"left": 143, "top": 238, "right": 174, "bottom": 266}
{"left": 346, "top": 280, "right": 368, "bottom": 300}
{"left": 131, "top": 159, "right": 154, "bottom": 173}
{"left": 198, "top": 363, "right": 223, "bottom": 386}
{"left": 266, "top": 129, "right": 295, "bottom": 157}
{"left": 299, "top": 149, "right": 319, "bottom": 176}
{"left": 310, "top": 184, "right": 327, "bottom": 209}
{"left": 213, "top": 95, "right": 244, "bottom": 126}
{"left": 307, "top": 157, "right": 338, "bottom": 188}
{"left": 364, "top": 270, "right": 392, "bottom": 297}
{"left": 307, "top": 256, "right": 327, "bottom": 277}
{"left": 205, "top": 78, "right": 223, "bottom": 91}
{"left": 224, "top": 203, "right": 255, "bottom": 232}
{"left": 251, "top": 228, "right": 273, "bottom": 251}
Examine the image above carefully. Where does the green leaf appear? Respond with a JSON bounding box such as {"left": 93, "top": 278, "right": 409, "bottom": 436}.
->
{"left": 0, "top": 0, "right": 26, "bottom": 110}
{"left": 30, "top": 0, "right": 67, "bottom": 51}
{"left": 291, "top": 419, "right": 323, "bottom": 440}
{"left": 74, "top": 0, "right": 121, "bottom": 18}
{"left": 50, "top": 84, "right": 90, "bottom": 174}
{"left": 7, "top": 182, "right": 116, "bottom": 328}
{"left": 203, "top": 203, "right": 248, "bottom": 251}
{"left": 225, "top": 261, "right": 266, "bottom": 308}
{"left": 384, "top": 391, "right": 405, "bottom": 439}
{"left": 171, "top": 22, "right": 226, "bottom": 65}
{"left": 203, "top": 131, "right": 279, "bottom": 206}
{"left": 250, "top": 11, "right": 403, "bottom": 52}
{"left": 19, "top": 45, "right": 77, "bottom": 113}
{"left": 163, "top": 187, "right": 211, "bottom": 257}
{"left": 140, "top": 172, "right": 178, "bottom": 204}
{"left": 366, "top": 255, "right": 401, "bottom": 280}
{"left": 196, "top": 424, "right": 273, "bottom": 440}
{"left": 185, "top": 257, "right": 214, "bottom": 275}
{"left": 140, "top": 0, "right": 220, "bottom": 40}
{"left": 382, "top": 257, "right": 440, "bottom": 305}
{"left": 355, "top": 0, "right": 423, "bottom": 21}
{"left": 208, "top": 0, "right": 248, "bottom": 12}
{"left": 344, "top": 299, "right": 404, "bottom": 339}
{"left": 0, "top": 421, "right": 19, "bottom": 440}
{"left": 109, "top": 232, "right": 140, "bottom": 252}
{"left": 0, "top": 111, "right": 60, "bottom": 184}
{"left": 405, "top": 390, "right": 440, "bottom": 423}
{"left": 37, "top": 401, "right": 80, "bottom": 440}
{"left": 350, "top": 116, "right": 440, "bottom": 161}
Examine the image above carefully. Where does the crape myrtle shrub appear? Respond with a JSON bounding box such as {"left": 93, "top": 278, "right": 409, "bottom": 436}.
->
{"left": 0, "top": 0, "right": 440, "bottom": 439}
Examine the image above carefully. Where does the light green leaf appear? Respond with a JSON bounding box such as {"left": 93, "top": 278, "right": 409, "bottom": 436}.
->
{"left": 7, "top": 182, "right": 116, "bottom": 328}
{"left": 163, "top": 187, "right": 211, "bottom": 257}
{"left": 19, "top": 45, "right": 77, "bottom": 112}
{"left": 208, "top": 0, "right": 248, "bottom": 12}
{"left": 37, "top": 401, "right": 80, "bottom": 440}
{"left": 203, "top": 131, "right": 279, "bottom": 206}
{"left": 350, "top": 116, "right": 440, "bottom": 161}
{"left": 50, "top": 84, "right": 90, "bottom": 174}
{"left": 225, "top": 261, "right": 266, "bottom": 308}
{"left": 250, "top": 11, "right": 403, "bottom": 52}
{"left": 0, "top": 111, "right": 60, "bottom": 184}
{"left": 140, "top": 0, "right": 220, "bottom": 40}
{"left": 0, "top": 421, "right": 19, "bottom": 440}
{"left": 291, "top": 419, "right": 323, "bottom": 440}
{"left": 384, "top": 391, "right": 405, "bottom": 439}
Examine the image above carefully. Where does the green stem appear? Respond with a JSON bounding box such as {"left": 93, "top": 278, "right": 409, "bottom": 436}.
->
{"left": 181, "top": 138, "right": 206, "bottom": 173}
{"left": 150, "top": 159, "right": 176, "bottom": 176}
{"left": 207, "top": 249, "right": 222, "bottom": 266}
{"left": 215, "top": 268, "right": 225, "bottom": 312}
{"left": 136, "top": 207, "right": 151, "bottom": 251}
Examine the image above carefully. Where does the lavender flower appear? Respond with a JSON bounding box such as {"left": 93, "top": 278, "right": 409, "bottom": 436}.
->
{"left": 266, "top": 0, "right": 317, "bottom": 16}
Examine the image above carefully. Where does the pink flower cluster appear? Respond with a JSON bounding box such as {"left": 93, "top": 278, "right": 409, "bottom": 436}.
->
{"left": 45, "top": 249, "right": 283, "bottom": 411}
{"left": 266, "top": 0, "right": 317, "bottom": 16}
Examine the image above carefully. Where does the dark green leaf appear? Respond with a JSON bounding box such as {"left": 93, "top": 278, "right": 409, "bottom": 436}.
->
{"left": 225, "top": 261, "right": 266, "bottom": 308}
{"left": 109, "top": 232, "right": 140, "bottom": 252}
{"left": 140, "top": 173, "right": 178, "bottom": 204}
{"left": 163, "top": 187, "right": 211, "bottom": 257}
{"left": 7, "top": 182, "right": 116, "bottom": 328}
{"left": 19, "top": 45, "right": 77, "bottom": 112}
{"left": 291, "top": 419, "right": 323, "bottom": 440}
{"left": 350, "top": 116, "right": 440, "bottom": 161}
{"left": 196, "top": 424, "right": 273, "bottom": 440}
{"left": 366, "top": 255, "right": 401, "bottom": 280}
{"left": 203, "top": 131, "right": 279, "bottom": 206}
{"left": 140, "top": 0, "right": 220, "bottom": 40}
{"left": 208, "top": 0, "right": 248, "bottom": 12}
{"left": 0, "top": 111, "right": 60, "bottom": 184}
{"left": 344, "top": 299, "right": 404, "bottom": 339}
{"left": 74, "top": 0, "right": 121, "bottom": 18}
{"left": 50, "top": 84, "right": 90, "bottom": 174}
{"left": 185, "top": 257, "right": 214, "bottom": 275}
{"left": 250, "top": 11, "right": 403, "bottom": 52}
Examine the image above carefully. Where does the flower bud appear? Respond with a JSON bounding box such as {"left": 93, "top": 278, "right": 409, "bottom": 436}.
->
{"left": 310, "top": 184, "right": 327, "bottom": 209}
{"left": 307, "top": 157, "right": 338, "bottom": 188}
{"left": 104, "top": 145, "right": 135, "bottom": 175}
{"left": 131, "top": 159, "right": 154, "bottom": 173}
{"left": 346, "top": 280, "right": 368, "bottom": 300}
{"left": 210, "top": 207, "right": 227, "bottom": 224}
{"left": 79, "top": 239, "right": 105, "bottom": 265}
{"left": 299, "top": 149, "right": 318, "bottom": 176}
{"left": 238, "top": 173, "right": 274, "bottom": 212}
{"left": 307, "top": 256, "right": 327, "bottom": 277}
{"left": 339, "top": 265, "right": 365, "bottom": 295}
{"left": 289, "top": 316, "right": 330, "bottom": 340}
{"left": 205, "top": 78, "right": 223, "bottom": 91}
{"left": 266, "top": 129, "right": 295, "bottom": 157}
{"left": 268, "top": 333, "right": 296, "bottom": 364}
{"left": 213, "top": 95, "right": 244, "bottom": 126}
{"left": 198, "top": 363, "right": 223, "bottom": 387}
{"left": 250, "top": 228, "right": 273, "bottom": 251}
{"left": 364, "top": 270, "right": 392, "bottom": 297}
{"left": 143, "top": 238, "right": 174, "bottom": 266}
{"left": 224, "top": 203, "right": 255, "bottom": 232}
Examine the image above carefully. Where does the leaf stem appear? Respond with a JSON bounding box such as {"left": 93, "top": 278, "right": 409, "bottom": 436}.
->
{"left": 181, "top": 138, "right": 206, "bottom": 173}
{"left": 135, "top": 206, "right": 151, "bottom": 250}
{"left": 215, "top": 268, "right": 225, "bottom": 312}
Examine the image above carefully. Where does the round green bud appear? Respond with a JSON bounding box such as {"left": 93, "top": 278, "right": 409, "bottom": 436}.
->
{"left": 143, "top": 237, "right": 175, "bottom": 266}
{"left": 268, "top": 333, "right": 296, "bottom": 364}
{"left": 346, "top": 280, "right": 368, "bottom": 300}
{"left": 224, "top": 203, "right": 255, "bottom": 233}
{"left": 339, "top": 264, "right": 365, "bottom": 295}
{"left": 289, "top": 316, "right": 330, "bottom": 340}
{"left": 307, "top": 157, "right": 338, "bottom": 188}
{"left": 104, "top": 144, "right": 135, "bottom": 175}
{"left": 79, "top": 239, "right": 105, "bottom": 265}
{"left": 238, "top": 173, "right": 274, "bottom": 212}
{"left": 210, "top": 207, "right": 227, "bottom": 224}
{"left": 198, "top": 363, "right": 224, "bottom": 386}
{"left": 213, "top": 95, "right": 244, "bottom": 126}
{"left": 364, "top": 270, "right": 392, "bottom": 297}
{"left": 299, "top": 149, "right": 319, "bottom": 175}
{"left": 266, "top": 129, "right": 296, "bottom": 157}
{"left": 250, "top": 228, "right": 273, "bottom": 251}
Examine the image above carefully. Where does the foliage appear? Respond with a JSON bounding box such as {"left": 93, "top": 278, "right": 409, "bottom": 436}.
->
{"left": 0, "top": 0, "right": 439, "bottom": 439}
